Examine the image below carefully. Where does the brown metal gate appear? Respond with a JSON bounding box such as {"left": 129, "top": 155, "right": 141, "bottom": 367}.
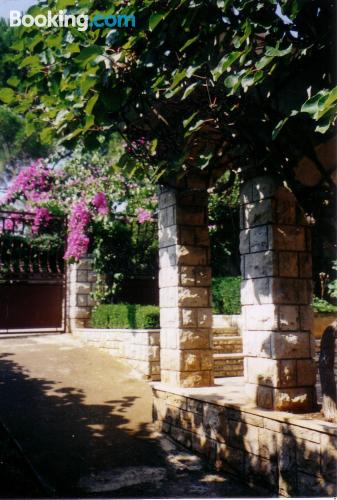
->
{"left": 0, "top": 210, "right": 66, "bottom": 333}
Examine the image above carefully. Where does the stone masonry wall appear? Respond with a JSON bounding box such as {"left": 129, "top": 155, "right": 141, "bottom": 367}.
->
{"left": 152, "top": 385, "right": 337, "bottom": 497}
{"left": 158, "top": 184, "right": 213, "bottom": 387}
{"left": 240, "top": 176, "right": 316, "bottom": 412}
{"left": 66, "top": 256, "right": 96, "bottom": 331}
{"left": 75, "top": 328, "right": 160, "bottom": 380}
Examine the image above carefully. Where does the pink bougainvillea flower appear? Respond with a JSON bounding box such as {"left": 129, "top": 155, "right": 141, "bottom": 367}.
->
{"left": 64, "top": 201, "right": 91, "bottom": 261}
{"left": 31, "top": 207, "right": 51, "bottom": 234}
{"left": 135, "top": 207, "right": 152, "bottom": 224}
{"left": 92, "top": 192, "right": 109, "bottom": 216}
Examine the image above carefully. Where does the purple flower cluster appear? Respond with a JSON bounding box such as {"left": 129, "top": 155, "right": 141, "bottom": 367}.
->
{"left": 64, "top": 201, "right": 91, "bottom": 261}
{"left": 5, "top": 161, "right": 51, "bottom": 204}
{"left": 32, "top": 207, "right": 51, "bottom": 234}
{"left": 135, "top": 207, "right": 152, "bottom": 224}
{"left": 92, "top": 192, "right": 109, "bottom": 216}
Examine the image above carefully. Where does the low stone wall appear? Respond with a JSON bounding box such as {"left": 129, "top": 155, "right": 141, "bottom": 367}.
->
{"left": 152, "top": 381, "right": 337, "bottom": 497}
{"left": 313, "top": 312, "right": 336, "bottom": 338}
{"left": 75, "top": 328, "right": 160, "bottom": 380}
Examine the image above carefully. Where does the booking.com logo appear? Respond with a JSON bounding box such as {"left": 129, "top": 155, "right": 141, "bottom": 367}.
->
{"left": 9, "top": 10, "right": 136, "bottom": 32}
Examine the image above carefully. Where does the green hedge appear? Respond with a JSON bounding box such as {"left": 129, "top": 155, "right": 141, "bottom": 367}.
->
{"left": 312, "top": 297, "right": 337, "bottom": 314}
{"left": 212, "top": 276, "right": 241, "bottom": 314}
{"left": 91, "top": 304, "right": 160, "bottom": 329}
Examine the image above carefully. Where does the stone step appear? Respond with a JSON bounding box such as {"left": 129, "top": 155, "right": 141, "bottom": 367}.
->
{"left": 213, "top": 336, "right": 243, "bottom": 353}
{"left": 213, "top": 314, "right": 241, "bottom": 330}
{"left": 212, "top": 327, "right": 240, "bottom": 337}
{"left": 213, "top": 352, "right": 244, "bottom": 378}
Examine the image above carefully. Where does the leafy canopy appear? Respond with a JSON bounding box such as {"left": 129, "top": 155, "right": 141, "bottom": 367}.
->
{"left": 3, "top": 0, "right": 337, "bottom": 185}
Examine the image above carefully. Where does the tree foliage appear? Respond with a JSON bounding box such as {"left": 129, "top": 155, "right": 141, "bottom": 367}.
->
{"left": 3, "top": 0, "right": 336, "bottom": 191}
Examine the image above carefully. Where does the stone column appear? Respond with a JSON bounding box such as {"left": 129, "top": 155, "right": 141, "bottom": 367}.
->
{"left": 158, "top": 183, "right": 214, "bottom": 387}
{"left": 240, "top": 176, "right": 316, "bottom": 411}
{"left": 66, "top": 255, "right": 96, "bottom": 332}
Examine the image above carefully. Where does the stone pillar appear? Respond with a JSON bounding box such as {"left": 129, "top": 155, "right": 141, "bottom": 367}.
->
{"left": 66, "top": 255, "right": 96, "bottom": 332}
{"left": 240, "top": 176, "right": 316, "bottom": 412}
{"left": 158, "top": 184, "right": 214, "bottom": 387}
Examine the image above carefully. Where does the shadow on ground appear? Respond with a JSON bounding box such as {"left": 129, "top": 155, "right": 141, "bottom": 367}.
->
{"left": 0, "top": 339, "right": 264, "bottom": 498}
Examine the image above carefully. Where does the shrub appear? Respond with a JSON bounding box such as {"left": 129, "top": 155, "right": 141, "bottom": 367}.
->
{"left": 212, "top": 276, "right": 241, "bottom": 315}
{"left": 312, "top": 297, "right": 337, "bottom": 314}
{"left": 91, "top": 303, "right": 160, "bottom": 329}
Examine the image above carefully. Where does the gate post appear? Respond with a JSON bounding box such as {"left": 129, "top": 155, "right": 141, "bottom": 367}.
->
{"left": 158, "top": 181, "right": 214, "bottom": 387}
{"left": 240, "top": 176, "right": 316, "bottom": 411}
{"left": 66, "top": 255, "right": 96, "bottom": 332}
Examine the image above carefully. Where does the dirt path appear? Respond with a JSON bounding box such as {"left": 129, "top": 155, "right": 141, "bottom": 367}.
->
{"left": 0, "top": 334, "right": 265, "bottom": 498}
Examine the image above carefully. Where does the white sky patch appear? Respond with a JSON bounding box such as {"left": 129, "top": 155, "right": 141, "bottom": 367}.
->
{"left": 0, "top": 0, "right": 38, "bottom": 19}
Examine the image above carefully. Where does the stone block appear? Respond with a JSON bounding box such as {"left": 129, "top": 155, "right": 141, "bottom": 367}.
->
{"left": 271, "top": 331, "right": 311, "bottom": 359}
{"left": 180, "top": 226, "right": 209, "bottom": 246}
{"left": 296, "top": 359, "right": 316, "bottom": 386}
{"left": 249, "top": 225, "right": 269, "bottom": 252}
{"left": 76, "top": 294, "right": 88, "bottom": 307}
{"left": 279, "top": 305, "right": 299, "bottom": 331}
{"left": 159, "top": 267, "right": 179, "bottom": 289}
{"left": 179, "top": 329, "right": 211, "bottom": 349}
{"left": 241, "top": 278, "right": 271, "bottom": 305}
{"left": 244, "top": 199, "right": 274, "bottom": 228}
{"left": 69, "top": 306, "right": 90, "bottom": 319}
{"left": 320, "top": 434, "right": 337, "bottom": 483}
{"left": 159, "top": 225, "right": 178, "bottom": 248}
{"left": 228, "top": 420, "right": 260, "bottom": 455}
{"left": 299, "top": 305, "right": 314, "bottom": 331}
{"left": 180, "top": 266, "right": 195, "bottom": 286}
{"left": 275, "top": 188, "right": 296, "bottom": 224}
{"left": 159, "top": 189, "right": 176, "bottom": 209}
{"left": 181, "top": 308, "right": 197, "bottom": 327}
{"left": 76, "top": 270, "right": 88, "bottom": 282}
{"left": 244, "top": 251, "right": 277, "bottom": 279}
{"left": 160, "top": 308, "right": 179, "bottom": 328}
{"left": 297, "top": 438, "right": 321, "bottom": 475}
{"left": 176, "top": 206, "right": 206, "bottom": 226}
{"left": 216, "top": 444, "right": 245, "bottom": 474}
{"left": 299, "top": 253, "right": 312, "bottom": 278}
{"left": 274, "top": 387, "right": 314, "bottom": 412}
{"left": 278, "top": 251, "right": 298, "bottom": 278}
{"left": 242, "top": 330, "right": 271, "bottom": 358}
{"left": 203, "top": 403, "right": 228, "bottom": 443}
{"left": 177, "top": 370, "right": 213, "bottom": 388}
{"left": 239, "top": 230, "right": 250, "bottom": 254}
{"left": 271, "top": 225, "right": 306, "bottom": 251}
{"left": 159, "top": 246, "right": 177, "bottom": 268}
{"left": 87, "top": 271, "right": 97, "bottom": 283}
{"left": 187, "top": 398, "right": 204, "bottom": 415}
{"left": 179, "top": 409, "right": 203, "bottom": 434}
{"left": 170, "top": 425, "right": 193, "bottom": 449}
{"left": 240, "top": 180, "right": 253, "bottom": 204}
{"left": 178, "top": 287, "right": 209, "bottom": 307}
{"left": 177, "top": 246, "right": 208, "bottom": 266}
{"left": 197, "top": 308, "right": 212, "bottom": 328}
{"left": 195, "top": 267, "right": 212, "bottom": 286}
{"left": 258, "top": 427, "right": 278, "bottom": 460}
{"left": 159, "top": 287, "right": 178, "bottom": 308}
{"left": 272, "top": 278, "right": 309, "bottom": 305}
{"left": 74, "top": 282, "right": 91, "bottom": 294}
{"left": 166, "top": 393, "right": 187, "bottom": 410}
{"left": 252, "top": 176, "right": 278, "bottom": 201}
{"left": 297, "top": 471, "right": 337, "bottom": 497}
{"left": 160, "top": 348, "right": 181, "bottom": 371}
{"left": 243, "top": 304, "right": 278, "bottom": 331}
{"left": 159, "top": 205, "right": 175, "bottom": 229}
{"left": 160, "top": 328, "right": 178, "bottom": 349}
{"left": 244, "top": 454, "right": 278, "bottom": 491}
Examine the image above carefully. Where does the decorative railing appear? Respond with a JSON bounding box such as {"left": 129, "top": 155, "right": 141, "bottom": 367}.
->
{"left": 0, "top": 210, "right": 65, "bottom": 279}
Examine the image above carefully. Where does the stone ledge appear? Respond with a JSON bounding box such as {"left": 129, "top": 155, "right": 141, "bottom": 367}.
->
{"left": 74, "top": 328, "right": 160, "bottom": 380}
{"left": 151, "top": 378, "right": 337, "bottom": 437}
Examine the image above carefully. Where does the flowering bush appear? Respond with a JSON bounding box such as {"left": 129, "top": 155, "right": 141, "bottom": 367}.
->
{"left": 1, "top": 145, "right": 158, "bottom": 267}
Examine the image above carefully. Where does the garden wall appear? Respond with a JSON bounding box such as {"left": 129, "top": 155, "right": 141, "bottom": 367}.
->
{"left": 74, "top": 328, "right": 160, "bottom": 380}
{"left": 152, "top": 382, "right": 337, "bottom": 497}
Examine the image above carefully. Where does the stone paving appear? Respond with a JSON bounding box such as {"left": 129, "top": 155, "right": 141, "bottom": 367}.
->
{"left": 0, "top": 334, "right": 265, "bottom": 498}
